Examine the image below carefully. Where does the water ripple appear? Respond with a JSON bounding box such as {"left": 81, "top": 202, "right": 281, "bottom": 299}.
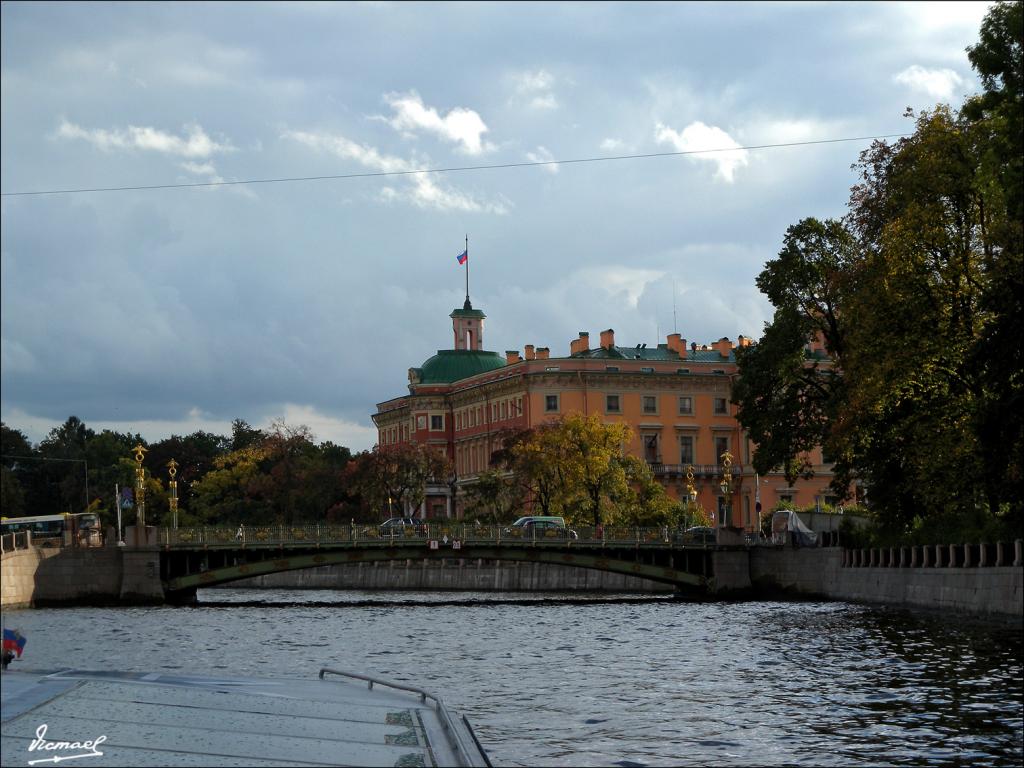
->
{"left": 4, "top": 591, "right": 1021, "bottom": 766}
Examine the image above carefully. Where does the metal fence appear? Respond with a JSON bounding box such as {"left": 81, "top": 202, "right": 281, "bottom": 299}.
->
{"left": 156, "top": 523, "right": 725, "bottom": 549}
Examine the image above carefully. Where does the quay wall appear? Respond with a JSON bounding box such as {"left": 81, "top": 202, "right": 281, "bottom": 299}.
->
{"left": 750, "top": 546, "right": 1023, "bottom": 618}
{"left": 1, "top": 547, "right": 124, "bottom": 608}
{"left": 232, "top": 559, "right": 672, "bottom": 592}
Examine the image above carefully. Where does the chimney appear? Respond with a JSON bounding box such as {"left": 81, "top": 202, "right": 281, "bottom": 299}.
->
{"left": 667, "top": 333, "right": 688, "bottom": 358}
{"left": 536, "top": 347, "right": 550, "bottom": 360}
{"left": 525, "top": 344, "right": 536, "bottom": 360}
{"left": 600, "top": 328, "right": 615, "bottom": 350}
{"left": 738, "top": 334, "right": 752, "bottom": 348}
{"left": 713, "top": 337, "right": 733, "bottom": 358}
{"left": 570, "top": 331, "right": 590, "bottom": 356}
{"left": 505, "top": 350, "right": 521, "bottom": 364}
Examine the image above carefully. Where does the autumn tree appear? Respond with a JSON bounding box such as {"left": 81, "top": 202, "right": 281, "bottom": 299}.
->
{"left": 492, "top": 426, "right": 568, "bottom": 517}
{"left": 734, "top": 1, "right": 1023, "bottom": 539}
{"left": 461, "top": 468, "right": 518, "bottom": 523}
{"left": 345, "top": 442, "right": 451, "bottom": 520}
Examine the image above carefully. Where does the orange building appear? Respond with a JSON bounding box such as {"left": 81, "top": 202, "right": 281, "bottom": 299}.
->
{"left": 372, "top": 297, "right": 842, "bottom": 530}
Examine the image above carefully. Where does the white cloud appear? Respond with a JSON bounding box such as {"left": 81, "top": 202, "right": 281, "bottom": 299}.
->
{"left": 510, "top": 69, "right": 559, "bottom": 110}
{"left": 282, "top": 128, "right": 508, "bottom": 213}
{"left": 269, "top": 403, "right": 378, "bottom": 451}
{"left": 893, "top": 64, "right": 965, "bottom": 100}
{"left": 180, "top": 160, "right": 219, "bottom": 178}
{"left": 654, "top": 121, "right": 749, "bottom": 182}
{"left": 382, "top": 91, "right": 493, "bottom": 155}
{"left": 600, "top": 138, "right": 628, "bottom": 153}
{"left": 55, "top": 120, "right": 235, "bottom": 158}
{"left": 526, "top": 146, "right": 558, "bottom": 174}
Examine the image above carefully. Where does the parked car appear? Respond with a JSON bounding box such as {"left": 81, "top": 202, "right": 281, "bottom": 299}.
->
{"left": 505, "top": 516, "right": 579, "bottom": 540}
{"left": 378, "top": 517, "right": 428, "bottom": 535}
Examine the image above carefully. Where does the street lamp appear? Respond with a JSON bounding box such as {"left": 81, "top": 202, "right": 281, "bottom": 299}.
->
{"left": 685, "top": 465, "right": 698, "bottom": 522}
{"left": 167, "top": 459, "right": 179, "bottom": 530}
{"left": 132, "top": 444, "right": 148, "bottom": 528}
{"left": 719, "top": 450, "right": 734, "bottom": 527}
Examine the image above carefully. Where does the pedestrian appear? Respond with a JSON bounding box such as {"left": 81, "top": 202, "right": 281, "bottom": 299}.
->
{"left": 236, "top": 523, "right": 244, "bottom": 541}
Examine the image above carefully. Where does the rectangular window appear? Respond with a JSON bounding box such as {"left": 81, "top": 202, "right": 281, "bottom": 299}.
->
{"left": 642, "top": 395, "right": 658, "bottom": 414}
{"left": 605, "top": 366, "right": 620, "bottom": 372}
{"left": 714, "top": 397, "right": 727, "bottom": 415}
{"left": 679, "top": 435, "right": 694, "bottom": 464}
{"left": 641, "top": 367, "right": 654, "bottom": 374}
{"left": 715, "top": 436, "right": 730, "bottom": 461}
{"left": 545, "top": 394, "right": 559, "bottom": 412}
{"left": 643, "top": 434, "right": 659, "bottom": 463}
{"left": 430, "top": 415, "right": 444, "bottom": 431}
{"left": 501, "top": 401, "right": 507, "bottom": 419}
{"left": 606, "top": 394, "right": 621, "bottom": 413}
{"left": 678, "top": 396, "right": 693, "bottom": 415}
{"left": 677, "top": 368, "right": 690, "bottom": 374}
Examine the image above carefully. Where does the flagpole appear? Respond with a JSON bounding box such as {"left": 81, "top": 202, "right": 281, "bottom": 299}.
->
{"left": 464, "top": 234, "right": 470, "bottom": 302}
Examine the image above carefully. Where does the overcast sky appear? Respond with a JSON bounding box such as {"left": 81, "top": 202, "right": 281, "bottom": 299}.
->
{"left": 1, "top": 1, "right": 993, "bottom": 451}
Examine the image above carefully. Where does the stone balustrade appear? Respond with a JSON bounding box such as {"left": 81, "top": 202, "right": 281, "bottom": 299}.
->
{"left": 842, "top": 539, "right": 1023, "bottom": 569}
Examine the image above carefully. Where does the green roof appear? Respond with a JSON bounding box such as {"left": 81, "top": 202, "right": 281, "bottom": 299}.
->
{"left": 571, "top": 345, "right": 737, "bottom": 363}
{"left": 450, "top": 298, "right": 486, "bottom": 319}
{"left": 412, "top": 349, "right": 507, "bottom": 385}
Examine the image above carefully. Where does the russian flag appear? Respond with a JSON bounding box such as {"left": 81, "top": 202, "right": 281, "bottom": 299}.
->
{"left": 456, "top": 250, "right": 468, "bottom": 265}
{"left": 3, "top": 628, "right": 26, "bottom": 658}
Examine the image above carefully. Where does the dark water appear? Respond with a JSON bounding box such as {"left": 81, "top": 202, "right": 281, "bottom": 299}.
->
{"left": 3, "top": 590, "right": 1022, "bottom": 766}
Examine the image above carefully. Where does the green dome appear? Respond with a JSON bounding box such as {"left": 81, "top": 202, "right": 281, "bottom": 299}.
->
{"left": 412, "top": 350, "right": 507, "bottom": 385}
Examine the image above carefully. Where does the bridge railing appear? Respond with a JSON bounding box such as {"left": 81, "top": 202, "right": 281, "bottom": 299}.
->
{"left": 157, "top": 524, "right": 720, "bottom": 549}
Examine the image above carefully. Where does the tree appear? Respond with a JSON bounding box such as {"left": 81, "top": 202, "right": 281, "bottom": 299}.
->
{"left": 462, "top": 468, "right": 518, "bottom": 523}
{"left": 1, "top": 423, "right": 34, "bottom": 518}
{"left": 733, "top": 217, "right": 852, "bottom": 486}
{"left": 735, "top": 2, "right": 1023, "bottom": 539}
{"left": 551, "top": 414, "right": 634, "bottom": 528}
{"left": 345, "top": 443, "right": 451, "bottom": 520}
{"left": 493, "top": 426, "right": 567, "bottom": 517}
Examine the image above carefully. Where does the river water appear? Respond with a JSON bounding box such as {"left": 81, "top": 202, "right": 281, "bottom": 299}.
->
{"left": 2, "top": 589, "right": 1021, "bottom": 767}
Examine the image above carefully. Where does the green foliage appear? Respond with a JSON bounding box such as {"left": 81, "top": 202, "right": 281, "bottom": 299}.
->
{"left": 492, "top": 415, "right": 679, "bottom": 527}
{"left": 734, "top": 3, "right": 1023, "bottom": 542}
{"left": 343, "top": 442, "right": 451, "bottom": 521}
{"left": 461, "top": 468, "right": 518, "bottom": 523}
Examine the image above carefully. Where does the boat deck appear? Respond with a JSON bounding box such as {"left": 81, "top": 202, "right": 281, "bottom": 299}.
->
{"left": 1, "top": 668, "right": 490, "bottom": 767}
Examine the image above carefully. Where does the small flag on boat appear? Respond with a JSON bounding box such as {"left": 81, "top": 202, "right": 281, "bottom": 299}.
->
{"left": 3, "top": 628, "right": 26, "bottom": 658}
{"left": 456, "top": 249, "right": 468, "bottom": 265}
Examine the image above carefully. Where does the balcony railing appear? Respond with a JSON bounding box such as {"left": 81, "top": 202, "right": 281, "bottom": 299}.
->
{"left": 647, "top": 463, "right": 745, "bottom": 477}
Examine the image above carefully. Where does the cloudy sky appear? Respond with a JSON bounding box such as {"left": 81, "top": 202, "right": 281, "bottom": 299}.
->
{"left": 1, "top": 1, "right": 993, "bottom": 451}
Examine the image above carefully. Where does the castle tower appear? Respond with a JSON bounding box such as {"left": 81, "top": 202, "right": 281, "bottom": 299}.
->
{"left": 450, "top": 298, "right": 486, "bottom": 351}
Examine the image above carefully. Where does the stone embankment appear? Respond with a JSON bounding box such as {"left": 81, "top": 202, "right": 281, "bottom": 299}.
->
{"left": 749, "top": 540, "right": 1023, "bottom": 618}
{"left": 3, "top": 530, "right": 1021, "bottom": 618}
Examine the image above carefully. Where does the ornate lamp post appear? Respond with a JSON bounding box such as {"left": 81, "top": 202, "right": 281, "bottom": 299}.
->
{"left": 132, "top": 444, "right": 148, "bottom": 528}
{"left": 719, "top": 450, "right": 734, "bottom": 527}
{"left": 685, "top": 465, "right": 698, "bottom": 523}
{"left": 167, "top": 459, "right": 179, "bottom": 530}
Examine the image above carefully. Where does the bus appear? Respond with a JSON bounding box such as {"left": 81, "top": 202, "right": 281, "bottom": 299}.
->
{"left": 0, "top": 512, "right": 102, "bottom": 547}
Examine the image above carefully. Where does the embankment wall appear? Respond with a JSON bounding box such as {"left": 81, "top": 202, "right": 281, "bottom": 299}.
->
{"left": 750, "top": 547, "right": 1022, "bottom": 618}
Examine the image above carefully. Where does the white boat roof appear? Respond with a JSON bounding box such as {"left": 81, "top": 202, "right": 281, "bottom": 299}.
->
{"left": 1, "top": 668, "right": 490, "bottom": 767}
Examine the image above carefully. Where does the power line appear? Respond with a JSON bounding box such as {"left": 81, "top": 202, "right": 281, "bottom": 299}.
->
{"left": 1, "top": 133, "right": 912, "bottom": 197}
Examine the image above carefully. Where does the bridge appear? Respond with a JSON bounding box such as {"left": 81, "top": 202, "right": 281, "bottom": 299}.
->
{"left": 150, "top": 524, "right": 737, "bottom": 602}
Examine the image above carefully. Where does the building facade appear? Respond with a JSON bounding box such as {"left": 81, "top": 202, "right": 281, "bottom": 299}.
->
{"left": 372, "top": 298, "right": 843, "bottom": 531}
